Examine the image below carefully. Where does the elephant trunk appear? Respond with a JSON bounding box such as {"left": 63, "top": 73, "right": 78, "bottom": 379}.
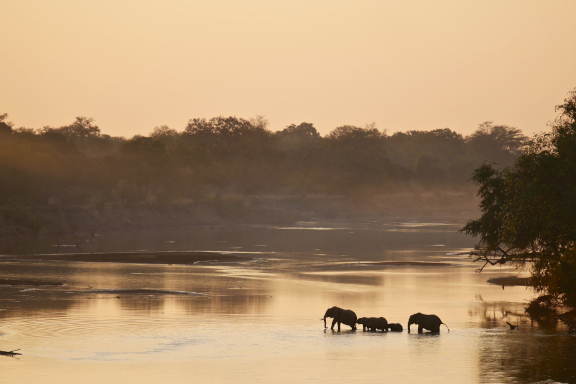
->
{"left": 324, "top": 316, "right": 327, "bottom": 328}
{"left": 407, "top": 321, "right": 412, "bottom": 333}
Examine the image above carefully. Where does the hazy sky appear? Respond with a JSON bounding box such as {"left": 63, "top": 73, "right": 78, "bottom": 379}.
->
{"left": 2, "top": 0, "right": 575, "bottom": 137}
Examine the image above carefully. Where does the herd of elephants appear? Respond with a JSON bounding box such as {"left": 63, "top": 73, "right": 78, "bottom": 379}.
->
{"left": 322, "top": 306, "right": 450, "bottom": 333}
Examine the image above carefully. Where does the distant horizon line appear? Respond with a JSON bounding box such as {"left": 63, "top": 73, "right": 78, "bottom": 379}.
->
{"left": 3, "top": 113, "right": 542, "bottom": 139}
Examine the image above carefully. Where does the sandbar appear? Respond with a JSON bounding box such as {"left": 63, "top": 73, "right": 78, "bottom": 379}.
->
{"left": 1, "top": 251, "right": 251, "bottom": 265}
{"left": 487, "top": 276, "right": 530, "bottom": 286}
{"left": 0, "top": 279, "right": 63, "bottom": 286}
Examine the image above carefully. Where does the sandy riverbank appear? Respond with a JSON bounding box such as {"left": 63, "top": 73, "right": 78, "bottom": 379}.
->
{"left": 487, "top": 276, "right": 530, "bottom": 286}
{"left": 0, "top": 251, "right": 251, "bottom": 266}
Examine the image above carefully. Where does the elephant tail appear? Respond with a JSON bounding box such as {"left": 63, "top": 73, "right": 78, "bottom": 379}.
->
{"left": 442, "top": 323, "right": 450, "bottom": 332}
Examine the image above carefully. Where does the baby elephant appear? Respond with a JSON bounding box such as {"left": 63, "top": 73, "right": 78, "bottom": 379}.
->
{"left": 387, "top": 323, "right": 403, "bottom": 332}
{"left": 357, "top": 317, "right": 388, "bottom": 332}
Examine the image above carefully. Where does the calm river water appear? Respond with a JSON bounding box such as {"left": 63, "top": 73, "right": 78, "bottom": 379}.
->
{"left": 1, "top": 220, "right": 574, "bottom": 384}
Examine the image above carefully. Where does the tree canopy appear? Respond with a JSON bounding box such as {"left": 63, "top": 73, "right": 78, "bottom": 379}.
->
{"left": 0, "top": 111, "right": 533, "bottom": 208}
{"left": 462, "top": 88, "right": 576, "bottom": 309}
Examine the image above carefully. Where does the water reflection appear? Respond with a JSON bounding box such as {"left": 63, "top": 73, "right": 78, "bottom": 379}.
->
{"left": 478, "top": 330, "right": 576, "bottom": 383}
{"left": 1, "top": 222, "right": 575, "bottom": 383}
{"left": 0, "top": 221, "right": 474, "bottom": 260}
{"left": 469, "top": 301, "right": 530, "bottom": 329}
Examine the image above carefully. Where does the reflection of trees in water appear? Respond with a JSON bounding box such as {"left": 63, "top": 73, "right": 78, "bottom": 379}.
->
{"left": 471, "top": 299, "right": 569, "bottom": 330}
{"left": 117, "top": 297, "right": 165, "bottom": 313}
{"left": 0, "top": 289, "right": 274, "bottom": 321}
{"left": 118, "top": 294, "right": 273, "bottom": 315}
{"left": 295, "top": 273, "right": 383, "bottom": 286}
{"left": 177, "top": 294, "right": 272, "bottom": 315}
{"left": 478, "top": 330, "right": 576, "bottom": 383}
{"left": 469, "top": 298, "right": 530, "bottom": 329}
{"left": 0, "top": 287, "right": 77, "bottom": 320}
{"left": 470, "top": 296, "right": 569, "bottom": 331}
{"left": 470, "top": 299, "right": 576, "bottom": 383}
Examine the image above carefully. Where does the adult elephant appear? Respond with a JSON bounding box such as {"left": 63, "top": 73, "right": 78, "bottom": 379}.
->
{"left": 407, "top": 313, "right": 450, "bottom": 333}
{"left": 369, "top": 317, "right": 388, "bottom": 332}
{"left": 323, "top": 306, "right": 357, "bottom": 331}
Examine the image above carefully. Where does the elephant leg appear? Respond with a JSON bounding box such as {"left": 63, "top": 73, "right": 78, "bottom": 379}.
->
{"left": 331, "top": 319, "right": 337, "bottom": 330}
{"left": 363, "top": 325, "right": 366, "bottom": 332}
{"left": 337, "top": 322, "right": 341, "bottom": 332}
{"left": 418, "top": 325, "right": 423, "bottom": 334}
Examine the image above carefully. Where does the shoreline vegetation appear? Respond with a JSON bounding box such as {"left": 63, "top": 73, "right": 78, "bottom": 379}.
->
{"left": 0, "top": 192, "right": 480, "bottom": 237}
{"left": 2, "top": 88, "right": 575, "bottom": 327}
{"left": 461, "top": 88, "right": 576, "bottom": 325}
{"left": 1, "top": 112, "right": 524, "bottom": 236}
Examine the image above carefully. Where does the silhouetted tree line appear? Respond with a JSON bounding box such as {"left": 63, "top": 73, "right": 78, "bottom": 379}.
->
{"left": 461, "top": 88, "right": 576, "bottom": 311}
{"left": 0, "top": 112, "right": 527, "bottom": 207}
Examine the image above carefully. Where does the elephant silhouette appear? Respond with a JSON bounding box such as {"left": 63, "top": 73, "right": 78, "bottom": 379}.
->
{"left": 323, "top": 306, "right": 357, "bottom": 331}
{"left": 408, "top": 313, "right": 449, "bottom": 333}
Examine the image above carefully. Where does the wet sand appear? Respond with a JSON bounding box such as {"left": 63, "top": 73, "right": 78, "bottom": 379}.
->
{"left": 0, "top": 279, "right": 63, "bottom": 286}
{"left": 71, "top": 288, "right": 207, "bottom": 296}
{"left": 356, "top": 261, "right": 453, "bottom": 267}
{"left": 486, "top": 276, "right": 530, "bottom": 286}
{"left": 0, "top": 251, "right": 251, "bottom": 265}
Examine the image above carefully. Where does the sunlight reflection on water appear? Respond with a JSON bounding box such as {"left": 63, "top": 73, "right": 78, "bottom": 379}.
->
{"left": 0, "top": 221, "right": 574, "bottom": 384}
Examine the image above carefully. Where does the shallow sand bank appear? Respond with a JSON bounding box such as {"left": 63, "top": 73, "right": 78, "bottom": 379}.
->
{"left": 0, "top": 278, "right": 63, "bottom": 286}
{"left": 487, "top": 276, "right": 530, "bottom": 286}
{"left": 1, "top": 251, "right": 250, "bottom": 265}
{"left": 70, "top": 288, "right": 207, "bottom": 296}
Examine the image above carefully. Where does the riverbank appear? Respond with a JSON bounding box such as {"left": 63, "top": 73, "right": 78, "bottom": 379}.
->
{"left": 487, "top": 276, "right": 531, "bottom": 287}
{"left": 0, "top": 191, "right": 479, "bottom": 237}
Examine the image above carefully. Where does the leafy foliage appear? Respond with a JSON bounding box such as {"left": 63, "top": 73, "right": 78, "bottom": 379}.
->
{"left": 462, "top": 88, "right": 576, "bottom": 308}
{"left": 0, "top": 111, "right": 531, "bottom": 208}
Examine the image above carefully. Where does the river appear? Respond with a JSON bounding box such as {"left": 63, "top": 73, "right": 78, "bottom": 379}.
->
{"left": 1, "top": 220, "right": 574, "bottom": 383}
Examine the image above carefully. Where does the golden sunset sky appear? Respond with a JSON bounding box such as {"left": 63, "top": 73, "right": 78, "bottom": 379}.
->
{"left": 2, "top": 0, "right": 575, "bottom": 137}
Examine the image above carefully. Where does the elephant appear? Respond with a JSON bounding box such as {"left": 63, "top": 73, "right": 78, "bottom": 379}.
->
{"left": 370, "top": 317, "right": 388, "bottom": 332}
{"left": 356, "top": 317, "right": 372, "bottom": 331}
{"left": 407, "top": 312, "right": 450, "bottom": 333}
{"left": 388, "top": 323, "right": 403, "bottom": 332}
{"left": 356, "top": 317, "right": 388, "bottom": 332}
{"left": 323, "top": 306, "right": 357, "bottom": 331}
